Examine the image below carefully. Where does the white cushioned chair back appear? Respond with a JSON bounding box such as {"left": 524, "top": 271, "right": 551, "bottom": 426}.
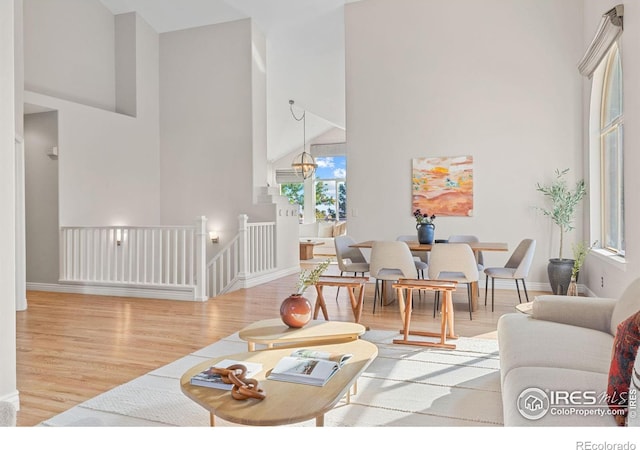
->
{"left": 370, "top": 241, "right": 418, "bottom": 279}
{"left": 334, "top": 235, "right": 368, "bottom": 271}
{"left": 447, "top": 235, "right": 483, "bottom": 266}
{"left": 396, "top": 235, "right": 429, "bottom": 263}
{"left": 504, "top": 238, "right": 536, "bottom": 278}
{"left": 610, "top": 277, "right": 640, "bottom": 335}
{"left": 428, "top": 243, "right": 479, "bottom": 282}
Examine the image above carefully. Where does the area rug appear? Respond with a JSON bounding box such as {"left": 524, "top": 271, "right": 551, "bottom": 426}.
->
{"left": 38, "top": 330, "right": 502, "bottom": 427}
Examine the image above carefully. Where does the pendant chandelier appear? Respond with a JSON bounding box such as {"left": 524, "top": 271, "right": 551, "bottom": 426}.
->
{"left": 289, "top": 99, "right": 317, "bottom": 180}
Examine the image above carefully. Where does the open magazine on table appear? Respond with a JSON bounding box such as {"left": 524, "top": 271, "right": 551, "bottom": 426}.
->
{"left": 267, "top": 349, "right": 353, "bottom": 386}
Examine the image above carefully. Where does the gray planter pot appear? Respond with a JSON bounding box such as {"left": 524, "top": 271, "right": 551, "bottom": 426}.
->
{"left": 547, "top": 258, "right": 575, "bottom": 295}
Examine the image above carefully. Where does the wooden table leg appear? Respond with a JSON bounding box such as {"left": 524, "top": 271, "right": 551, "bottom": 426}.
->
{"left": 440, "top": 290, "right": 448, "bottom": 341}
{"left": 394, "top": 288, "right": 412, "bottom": 341}
{"left": 210, "top": 413, "right": 215, "bottom": 427}
{"left": 382, "top": 280, "right": 395, "bottom": 306}
{"left": 347, "top": 286, "right": 363, "bottom": 323}
{"left": 444, "top": 290, "right": 458, "bottom": 339}
{"left": 313, "top": 285, "right": 329, "bottom": 320}
{"left": 396, "top": 287, "right": 405, "bottom": 331}
{"left": 354, "top": 284, "right": 365, "bottom": 323}
{"left": 316, "top": 415, "right": 325, "bottom": 427}
{"left": 394, "top": 287, "right": 457, "bottom": 349}
{"left": 470, "top": 281, "right": 478, "bottom": 312}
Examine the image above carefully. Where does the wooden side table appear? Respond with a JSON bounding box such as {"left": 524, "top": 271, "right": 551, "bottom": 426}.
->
{"left": 392, "top": 279, "right": 459, "bottom": 349}
{"left": 238, "top": 318, "right": 366, "bottom": 351}
{"left": 299, "top": 241, "right": 322, "bottom": 260}
{"left": 313, "top": 275, "right": 369, "bottom": 324}
{"left": 515, "top": 302, "right": 533, "bottom": 315}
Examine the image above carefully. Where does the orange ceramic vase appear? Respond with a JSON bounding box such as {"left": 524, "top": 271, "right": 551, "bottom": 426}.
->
{"left": 280, "top": 294, "right": 312, "bottom": 328}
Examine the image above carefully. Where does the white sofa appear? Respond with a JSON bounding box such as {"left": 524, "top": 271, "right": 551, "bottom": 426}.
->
{"left": 498, "top": 278, "right": 640, "bottom": 426}
{"left": 0, "top": 401, "right": 16, "bottom": 426}
{"left": 298, "top": 221, "right": 347, "bottom": 257}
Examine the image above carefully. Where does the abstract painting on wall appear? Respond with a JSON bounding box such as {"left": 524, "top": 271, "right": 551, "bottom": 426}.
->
{"left": 412, "top": 155, "right": 474, "bottom": 217}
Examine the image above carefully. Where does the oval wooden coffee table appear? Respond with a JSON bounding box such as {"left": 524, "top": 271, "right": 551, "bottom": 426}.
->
{"left": 180, "top": 339, "right": 378, "bottom": 427}
{"left": 238, "top": 318, "right": 366, "bottom": 351}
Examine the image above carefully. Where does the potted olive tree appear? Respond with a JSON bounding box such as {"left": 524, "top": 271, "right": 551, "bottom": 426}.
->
{"left": 536, "top": 168, "right": 586, "bottom": 294}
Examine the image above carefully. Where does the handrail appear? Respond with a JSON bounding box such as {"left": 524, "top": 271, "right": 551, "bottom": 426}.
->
{"left": 206, "top": 215, "right": 276, "bottom": 297}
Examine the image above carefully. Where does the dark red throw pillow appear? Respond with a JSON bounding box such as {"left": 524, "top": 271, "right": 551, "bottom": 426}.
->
{"left": 607, "top": 310, "right": 640, "bottom": 426}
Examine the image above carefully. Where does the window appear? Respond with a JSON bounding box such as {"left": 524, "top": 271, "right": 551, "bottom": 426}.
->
{"left": 315, "top": 156, "right": 346, "bottom": 220}
{"left": 278, "top": 152, "right": 347, "bottom": 223}
{"left": 600, "top": 44, "right": 624, "bottom": 255}
{"left": 280, "top": 182, "right": 304, "bottom": 221}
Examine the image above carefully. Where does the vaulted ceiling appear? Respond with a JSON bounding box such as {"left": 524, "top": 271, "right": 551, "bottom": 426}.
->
{"left": 99, "top": 0, "right": 362, "bottom": 161}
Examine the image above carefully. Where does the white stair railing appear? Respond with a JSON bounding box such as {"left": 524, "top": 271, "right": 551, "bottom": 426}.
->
{"left": 59, "top": 215, "right": 276, "bottom": 301}
{"left": 59, "top": 217, "right": 208, "bottom": 300}
{"left": 206, "top": 214, "right": 276, "bottom": 297}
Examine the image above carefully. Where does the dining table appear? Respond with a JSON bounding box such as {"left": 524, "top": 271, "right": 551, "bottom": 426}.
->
{"left": 350, "top": 240, "right": 509, "bottom": 311}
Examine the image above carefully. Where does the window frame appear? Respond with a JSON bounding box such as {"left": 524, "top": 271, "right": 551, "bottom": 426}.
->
{"left": 599, "top": 43, "right": 625, "bottom": 256}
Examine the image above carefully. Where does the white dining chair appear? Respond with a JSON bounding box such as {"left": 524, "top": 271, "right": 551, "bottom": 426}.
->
{"left": 397, "top": 235, "right": 428, "bottom": 302}
{"left": 334, "top": 235, "right": 370, "bottom": 300}
{"left": 369, "top": 241, "right": 418, "bottom": 313}
{"left": 484, "top": 238, "right": 536, "bottom": 311}
{"left": 396, "top": 235, "right": 428, "bottom": 278}
{"left": 428, "top": 243, "right": 479, "bottom": 320}
{"left": 448, "top": 234, "right": 484, "bottom": 272}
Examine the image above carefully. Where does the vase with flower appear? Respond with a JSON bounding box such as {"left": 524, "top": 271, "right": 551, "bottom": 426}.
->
{"left": 280, "top": 259, "right": 331, "bottom": 328}
{"left": 567, "top": 240, "right": 597, "bottom": 296}
{"left": 413, "top": 209, "right": 436, "bottom": 244}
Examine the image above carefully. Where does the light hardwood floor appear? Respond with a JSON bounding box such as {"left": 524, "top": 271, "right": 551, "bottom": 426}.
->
{"left": 15, "top": 263, "right": 547, "bottom": 426}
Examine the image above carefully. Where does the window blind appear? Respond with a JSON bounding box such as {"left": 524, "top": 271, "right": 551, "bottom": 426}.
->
{"left": 275, "top": 168, "right": 305, "bottom": 184}
{"left": 310, "top": 142, "right": 347, "bottom": 157}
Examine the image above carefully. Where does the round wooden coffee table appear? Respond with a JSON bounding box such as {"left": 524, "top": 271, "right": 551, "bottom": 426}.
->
{"left": 238, "top": 318, "right": 366, "bottom": 351}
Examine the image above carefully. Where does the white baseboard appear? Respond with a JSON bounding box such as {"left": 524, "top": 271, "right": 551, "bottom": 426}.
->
{"left": 232, "top": 266, "right": 300, "bottom": 291}
{"left": 26, "top": 282, "right": 198, "bottom": 302}
{"left": 26, "top": 266, "right": 303, "bottom": 302}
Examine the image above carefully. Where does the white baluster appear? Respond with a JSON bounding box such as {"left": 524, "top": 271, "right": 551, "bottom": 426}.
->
{"left": 194, "top": 216, "right": 207, "bottom": 301}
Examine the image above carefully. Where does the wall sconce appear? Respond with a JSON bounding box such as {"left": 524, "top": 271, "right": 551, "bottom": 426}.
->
{"left": 116, "top": 229, "right": 122, "bottom": 246}
{"left": 209, "top": 231, "right": 219, "bottom": 244}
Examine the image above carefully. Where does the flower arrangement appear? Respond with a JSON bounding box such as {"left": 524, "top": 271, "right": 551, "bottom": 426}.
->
{"left": 413, "top": 209, "right": 436, "bottom": 225}
{"left": 571, "top": 240, "right": 597, "bottom": 279}
{"left": 295, "top": 259, "right": 331, "bottom": 295}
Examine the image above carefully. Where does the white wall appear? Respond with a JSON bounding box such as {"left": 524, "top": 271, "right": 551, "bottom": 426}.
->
{"left": 580, "top": 0, "right": 640, "bottom": 298}
{"left": 24, "top": 111, "right": 59, "bottom": 284}
{"left": 23, "top": 5, "right": 161, "bottom": 231}
{"left": 159, "top": 19, "right": 274, "bottom": 259}
{"left": 24, "top": 0, "right": 116, "bottom": 111}
{"left": 252, "top": 21, "right": 268, "bottom": 201}
{"left": 1, "top": 0, "right": 18, "bottom": 406}
{"left": 345, "top": 0, "right": 585, "bottom": 288}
